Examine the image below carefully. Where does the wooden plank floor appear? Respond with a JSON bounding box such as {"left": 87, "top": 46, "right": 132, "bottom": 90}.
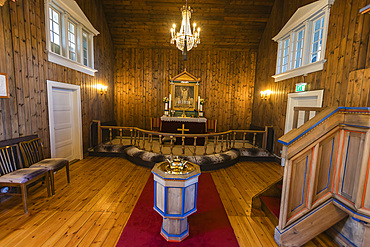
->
{"left": 0, "top": 157, "right": 337, "bottom": 246}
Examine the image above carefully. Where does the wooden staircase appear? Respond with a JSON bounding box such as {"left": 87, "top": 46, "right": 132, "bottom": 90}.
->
{"left": 274, "top": 107, "right": 370, "bottom": 246}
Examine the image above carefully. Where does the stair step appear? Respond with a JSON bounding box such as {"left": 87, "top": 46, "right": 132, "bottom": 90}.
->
{"left": 276, "top": 183, "right": 282, "bottom": 191}
{"left": 260, "top": 196, "right": 281, "bottom": 219}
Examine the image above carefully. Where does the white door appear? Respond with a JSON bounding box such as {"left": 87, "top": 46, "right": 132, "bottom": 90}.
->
{"left": 284, "top": 90, "right": 324, "bottom": 134}
{"left": 52, "top": 88, "right": 74, "bottom": 160}
{"left": 48, "top": 80, "right": 83, "bottom": 161}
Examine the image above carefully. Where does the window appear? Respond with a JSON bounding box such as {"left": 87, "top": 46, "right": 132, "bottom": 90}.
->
{"left": 294, "top": 29, "right": 305, "bottom": 68}
{"left": 68, "top": 21, "right": 76, "bottom": 61}
{"left": 45, "top": 0, "right": 100, "bottom": 76}
{"left": 82, "top": 32, "right": 88, "bottom": 66}
{"left": 49, "top": 7, "right": 61, "bottom": 55}
{"left": 272, "top": 0, "right": 334, "bottom": 82}
{"left": 311, "top": 16, "right": 324, "bottom": 63}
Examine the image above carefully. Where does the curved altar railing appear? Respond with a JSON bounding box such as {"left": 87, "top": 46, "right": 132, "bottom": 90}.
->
{"left": 91, "top": 120, "right": 269, "bottom": 155}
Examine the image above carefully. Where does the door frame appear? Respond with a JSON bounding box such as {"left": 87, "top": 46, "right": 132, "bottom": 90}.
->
{"left": 47, "top": 80, "right": 83, "bottom": 160}
{"left": 284, "top": 89, "right": 324, "bottom": 134}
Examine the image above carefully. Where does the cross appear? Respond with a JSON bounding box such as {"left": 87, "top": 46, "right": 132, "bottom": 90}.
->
{"left": 177, "top": 124, "right": 189, "bottom": 135}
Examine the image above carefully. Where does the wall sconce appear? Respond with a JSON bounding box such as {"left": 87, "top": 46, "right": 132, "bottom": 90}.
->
{"left": 260, "top": 90, "right": 272, "bottom": 100}
{"left": 96, "top": 84, "right": 107, "bottom": 95}
{"left": 0, "top": 0, "right": 16, "bottom": 7}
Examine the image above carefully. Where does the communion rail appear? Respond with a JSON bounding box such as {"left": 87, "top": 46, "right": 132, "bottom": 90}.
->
{"left": 91, "top": 120, "right": 268, "bottom": 156}
{"left": 275, "top": 107, "right": 370, "bottom": 246}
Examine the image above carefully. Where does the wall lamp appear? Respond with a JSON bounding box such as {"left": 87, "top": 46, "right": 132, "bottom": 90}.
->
{"left": 0, "top": 0, "right": 16, "bottom": 7}
{"left": 96, "top": 84, "right": 108, "bottom": 95}
{"left": 260, "top": 90, "right": 272, "bottom": 100}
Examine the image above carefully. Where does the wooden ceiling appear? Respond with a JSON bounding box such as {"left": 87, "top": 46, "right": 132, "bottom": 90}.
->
{"left": 101, "top": 0, "right": 275, "bottom": 49}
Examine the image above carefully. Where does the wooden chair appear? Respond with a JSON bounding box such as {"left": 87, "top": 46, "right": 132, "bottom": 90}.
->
{"left": 206, "top": 119, "right": 217, "bottom": 134}
{"left": 150, "top": 117, "right": 162, "bottom": 132}
{"left": 0, "top": 145, "right": 50, "bottom": 213}
{"left": 19, "top": 138, "right": 70, "bottom": 195}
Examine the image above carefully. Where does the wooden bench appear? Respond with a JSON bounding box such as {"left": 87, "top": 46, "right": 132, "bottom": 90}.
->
{"left": 0, "top": 145, "right": 50, "bottom": 213}
{"left": 19, "top": 138, "right": 70, "bottom": 195}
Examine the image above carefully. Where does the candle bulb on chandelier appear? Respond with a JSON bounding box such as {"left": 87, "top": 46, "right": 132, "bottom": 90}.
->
{"left": 193, "top": 23, "right": 196, "bottom": 33}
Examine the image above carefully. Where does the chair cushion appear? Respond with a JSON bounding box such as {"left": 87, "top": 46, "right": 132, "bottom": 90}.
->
{"left": 0, "top": 168, "right": 48, "bottom": 184}
{"left": 30, "top": 158, "right": 68, "bottom": 171}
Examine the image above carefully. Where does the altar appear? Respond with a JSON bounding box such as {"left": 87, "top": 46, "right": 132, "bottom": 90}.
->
{"left": 161, "top": 116, "right": 206, "bottom": 145}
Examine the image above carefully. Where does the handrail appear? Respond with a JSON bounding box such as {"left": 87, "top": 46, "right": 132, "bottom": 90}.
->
{"left": 292, "top": 106, "right": 323, "bottom": 129}
{"left": 91, "top": 121, "right": 269, "bottom": 155}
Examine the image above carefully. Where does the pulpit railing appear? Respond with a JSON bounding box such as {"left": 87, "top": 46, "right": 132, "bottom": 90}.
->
{"left": 91, "top": 120, "right": 269, "bottom": 155}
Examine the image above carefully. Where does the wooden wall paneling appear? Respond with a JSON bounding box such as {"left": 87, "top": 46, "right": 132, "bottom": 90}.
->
{"left": 0, "top": 6, "right": 6, "bottom": 139}
{"left": 252, "top": 0, "right": 370, "bottom": 155}
{"left": 10, "top": 1, "right": 26, "bottom": 137}
{"left": 115, "top": 48, "right": 256, "bottom": 132}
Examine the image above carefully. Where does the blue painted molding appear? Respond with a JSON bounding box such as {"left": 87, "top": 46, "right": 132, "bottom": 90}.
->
{"left": 278, "top": 107, "right": 370, "bottom": 146}
{"left": 161, "top": 223, "right": 189, "bottom": 238}
{"left": 151, "top": 171, "right": 200, "bottom": 181}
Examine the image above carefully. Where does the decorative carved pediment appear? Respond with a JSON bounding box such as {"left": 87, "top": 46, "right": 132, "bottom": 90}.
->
{"left": 170, "top": 70, "right": 200, "bottom": 83}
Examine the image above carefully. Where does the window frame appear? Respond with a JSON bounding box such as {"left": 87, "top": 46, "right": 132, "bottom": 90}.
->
{"left": 272, "top": 0, "right": 334, "bottom": 82}
{"left": 45, "top": 0, "right": 99, "bottom": 76}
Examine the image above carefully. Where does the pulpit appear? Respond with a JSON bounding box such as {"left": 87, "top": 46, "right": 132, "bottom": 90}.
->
{"left": 160, "top": 116, "right": 206, "bottom": 145}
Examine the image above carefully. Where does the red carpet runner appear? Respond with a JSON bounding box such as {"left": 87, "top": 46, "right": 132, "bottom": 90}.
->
{"left": 116, "top": 173, "right": 239, "bottom": 246}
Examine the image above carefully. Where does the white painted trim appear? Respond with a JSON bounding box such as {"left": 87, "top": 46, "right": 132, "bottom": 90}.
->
{"left": 272, "top": 59, "right": 326, "bottom": 82}
{"left": 284, "top": 90, "right": 324, "bottom": 134}
{"left": 273, "top": 0, "right": 334, "bottom": 41}
{"left": 47, "top": 80, "right": 83, "bottom": 161}
{"left": 48, "top": 52, "right": 97, "bottom": 76}
{"left": 52, "top": 0, "right": 99, "bottom": 35}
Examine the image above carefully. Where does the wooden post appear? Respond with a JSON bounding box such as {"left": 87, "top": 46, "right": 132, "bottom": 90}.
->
{"left": 170, "top": 136, "right": 174, "bottom": 156}
{"left": 182, "top": 136, "right": 185, "bottom": 154}
{"left": 150, "top": 134, "right": 153, "bottom": 152}
{"left": 242, "top": 132, "right": 246, "bottom": 148}
{"left": 159, "top": 135, "right": 163, "bottom": 154}
{"left": 293, "top": 109, "right": 299, "bottom": 129}
{"left": 109, "top": 128, "right": 112, "bottom": 144}
{"left": 221, "top": 135, "right": 224, "bottom": 152}
{"left": 193, "top": 137, "right": 197, "bottom": 156}
{"left": 253, "top": 133, "right": 256, "bottom": 147}
{"left": 263, "top": 126, "right": 268, "bottom": 150}
{"left": 213, "top": 136, "right": 217, "bottom": 154}
{"left": 225, "top": 134, "right": 230, "bottom": 151}
{"left": 119, "top": 129, "right": 123, "bottom": 145}
{"left": 134, "top": 130, "right": 137, "bottom": 146}
{"left": 233, "top": 132, "right": 236, "bottom": 148}
{"left": 204, "top": 137, "right": 208, "bottom": 155}
{"left": 142, "top": 133, "right": 146, "bottom": 150}
{"left": 97, "top": 120, "right": 102, "bottom": 144}
{"left": 130, "top": 128, "right": 133, "bottom": 145}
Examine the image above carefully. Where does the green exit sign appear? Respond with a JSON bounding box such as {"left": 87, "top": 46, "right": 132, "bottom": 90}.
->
{"left": 296, "top": 83, "right": 307, "bottom": 92}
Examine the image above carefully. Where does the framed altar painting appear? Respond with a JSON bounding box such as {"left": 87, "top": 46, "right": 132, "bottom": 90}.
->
{"left": 172, "top": 83, "right": 197, "bottom": 110}
{"left": 0, "top": 73, "right": 9, "bottom": 98}
{"left": 170, "top": 70, "right": 200, "bottom": 111}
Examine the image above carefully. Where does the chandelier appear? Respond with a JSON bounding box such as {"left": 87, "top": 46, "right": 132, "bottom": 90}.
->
{"left": 170, "top": 1, "right": 200, "bottom": 59}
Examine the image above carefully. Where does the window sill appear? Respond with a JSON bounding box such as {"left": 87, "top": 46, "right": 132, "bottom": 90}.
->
{"left": 48, "top": 52, "right": 97, "bottom": 76}
{"left": 272, "top": 59, "right": 326, "bottom": 82}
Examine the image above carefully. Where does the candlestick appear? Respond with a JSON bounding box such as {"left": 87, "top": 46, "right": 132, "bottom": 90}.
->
{"left": 169, "top": 94, "right": 172, "bottom": 109}
{"left": 198, "top": 96, "right": 200, "bottom": 111}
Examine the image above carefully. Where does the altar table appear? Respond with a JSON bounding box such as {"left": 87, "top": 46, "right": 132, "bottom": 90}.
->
{"left": 160, "top": 116, "right": 206, "bottom": 145}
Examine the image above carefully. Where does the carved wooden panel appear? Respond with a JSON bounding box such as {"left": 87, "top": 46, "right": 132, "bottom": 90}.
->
{"left": 312, "top": 131, "right": 340, "bottom": 204}
{"left": 336, "top": 130, "right": 366, "bottom": 204}
{"left": 287, "top": 148, "right": 313, "bottom": 221}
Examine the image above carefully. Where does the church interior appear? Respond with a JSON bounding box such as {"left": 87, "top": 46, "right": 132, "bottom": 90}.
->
{"left": 0, "top": 0, "right": 369, "bottom": 246}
